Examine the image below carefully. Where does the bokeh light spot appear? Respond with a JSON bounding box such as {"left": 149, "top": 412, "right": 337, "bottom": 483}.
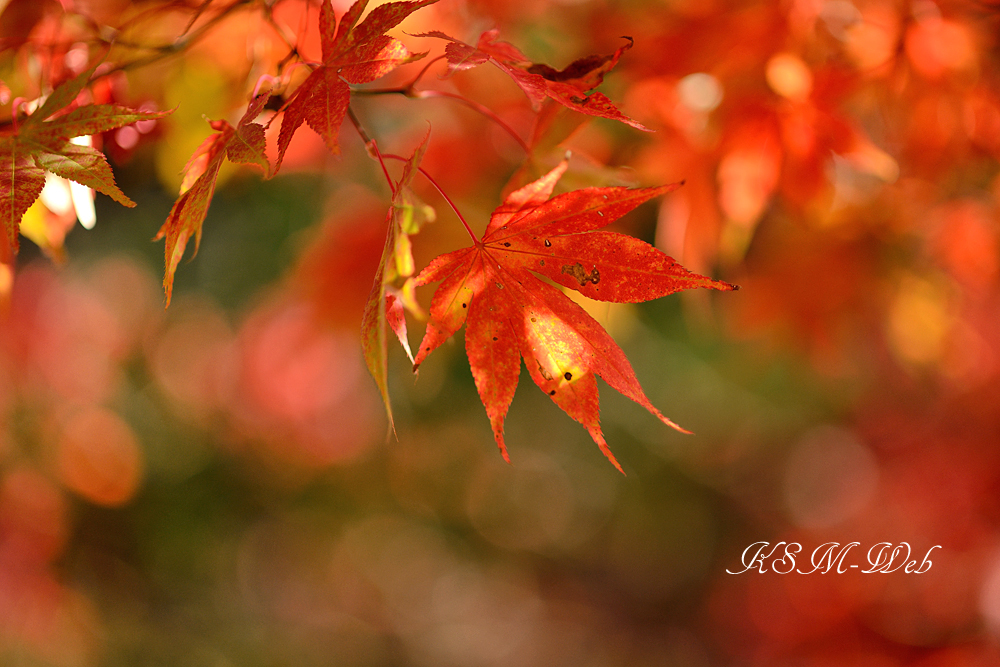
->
{"left": 56, "top": 407, "right": 144, "bottom": 507}
{"left": 784, "top": 425, "right": 879, "bottom": 529}
{"left": 766, "top": 53, "right": 813, "bottom": 101}
{"left": 678, "top": 73, "right": 723, "bottom": 113}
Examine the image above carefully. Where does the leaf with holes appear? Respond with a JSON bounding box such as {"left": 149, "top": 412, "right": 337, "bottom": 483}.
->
{"left": 412, "top": 160, "right": 737, "bottom": 472}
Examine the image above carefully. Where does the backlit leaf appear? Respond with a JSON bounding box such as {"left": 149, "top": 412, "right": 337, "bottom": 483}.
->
{"left": 361, "top": 130, "right": 431, "bottom": 429}
{"left": 155, "top": 95, "right": 269, "bottom": 305}
{"left": 274, "top": 0, "right": 438, "bottom": 172}
{"left": 0, "top": 62, "right": 170, "bottom": 254}
{"left": 412, "top": 160, "right": 737, "bottom": 471}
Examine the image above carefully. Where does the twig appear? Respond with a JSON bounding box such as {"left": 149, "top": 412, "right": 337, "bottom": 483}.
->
{"left": 381, "top": 153, "right": 478, "bottom": 243}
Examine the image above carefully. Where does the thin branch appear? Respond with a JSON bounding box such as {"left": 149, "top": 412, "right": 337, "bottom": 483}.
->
{"left": 353, "top": 86, "right": 529, "bottom": 154}
{"left": 369, "top": 140, "right": 397, "bottom": 198}
{"left": 382, "top": 153, "right": 479, "bottom": 243}
{"left": 348, "top": 103, "right": 477, "bottom": 242}
{"left": 350, "top": 54, "right": 529, "bottom": 154}
{"left": 262, "top": 4, "right": 300, "bottom": 55}
{"left": 405, "top": 54, "right": 447, "bottom": 91}
{"left": 99, "top": 0, "right": 256, "bottom": 77}
{"left": 412, "top": 89, "right": 529, "bottom": 153}
{"left": 347, "top": 105, "right": 374, "bottom": 145}
{"left": 179, "top": 0, "right": 218, "bottom": 38}
{"left": 350, "top": 54, "right": 446, "bottom": 97}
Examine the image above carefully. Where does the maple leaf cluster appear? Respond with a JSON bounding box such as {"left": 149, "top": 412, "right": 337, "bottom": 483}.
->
{"left": 2, "top": 0, "right": 734, "bottom": 470}
{"left": 3, "top": 0, "right": 1000, "bottom": 665}
{"left": 0, "top": 0, "right": 736, "bottom": 471}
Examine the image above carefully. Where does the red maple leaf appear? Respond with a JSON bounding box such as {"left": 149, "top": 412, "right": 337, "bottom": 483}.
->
{"left": 274, "top": 0, "right": 438, "bottom": 172}
{"left": 423, "top": 30, "right": 647, "bottom": 131}
{"left": 412, "top": 160, "right": 737, "bottom": 472}
{"left": 154, "top": 94, "right": 270, "bottom": 305}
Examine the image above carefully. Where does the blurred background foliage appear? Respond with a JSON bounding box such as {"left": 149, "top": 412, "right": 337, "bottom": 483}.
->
{"left": 2, "top": 0, "right": 1000, "bottom": 665}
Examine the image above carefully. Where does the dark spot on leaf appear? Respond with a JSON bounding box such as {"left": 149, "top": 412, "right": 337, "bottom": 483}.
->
{"left": 564, "top": 372, "right": 572, "bottom": 380}
{"left": 544, "top": 239, "right": 551, "bottom": 247}
{"left": 570, "top": 94, "right": 591, "bottom": 105}
{"left": 562, "top": 262, "right": 600, "bottom": 286}
{"left": 462, "top": 303, "right": 467, "bottom": 308}
{"left": 539, "top": 260, "right": 545, "bottom": 266}
{"left": 503, "top": 242, "right": 511, "bottom": 247}
{"left": 530, "top": 317, "right": 536, "bottom": 322}
{"left": 549, "top": 390, "right": 556, "bottom": 395}
{"left": 496, "top": 282, "right": 504, "bottom": 289}
{"left": 493, "top": 337, "right": 498, "bottom": 341}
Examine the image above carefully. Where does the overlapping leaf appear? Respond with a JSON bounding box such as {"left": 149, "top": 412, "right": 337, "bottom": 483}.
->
{"left": 412, "top": 160, "right": 737, "bottom": 472}
{"left": 154, "top": 94, "right": 270, "bottom": 305}
{"left": 424, "top": 30, "right": 647, "bottom": 130}
{"left": 274, "top": 0, "right": 438, "bottom": 172}
{"left": 361, "top": 130, "right": 435, "bottom": 430}
{"left": 0, "top": 65, "right": 171, "bottom": 253}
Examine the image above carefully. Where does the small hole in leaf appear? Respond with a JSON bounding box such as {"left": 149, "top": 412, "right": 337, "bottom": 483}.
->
{"left": 544, "top": 239, "right": 551, "bottom": 247}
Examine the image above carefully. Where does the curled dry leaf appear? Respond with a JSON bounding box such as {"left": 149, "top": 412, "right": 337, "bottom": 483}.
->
{"left": 422, "top": 30, "right": 647, "bottom": 130}
{"left": 361, "top": 129, "right": 433, "bottom": 431}
{"left": 154, "top": 94, "right": 269, "bottom": 305}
